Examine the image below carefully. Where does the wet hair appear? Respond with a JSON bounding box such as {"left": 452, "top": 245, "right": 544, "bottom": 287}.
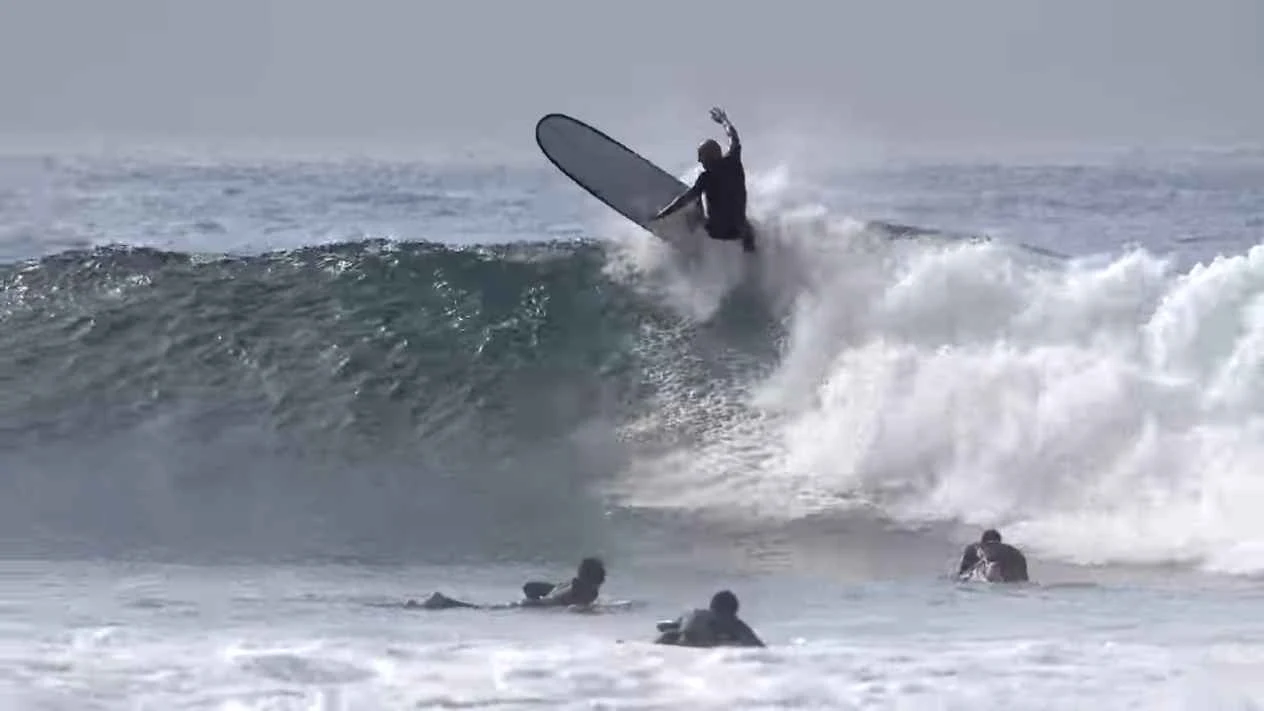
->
{"left": 981, "top": 529, "right": 1002, "bottom": 544}
{"left": 710, "top": 589, "right": 739, "bottom": 616}
{"left": 697, "top": 139, "right": 722, "bottom": 165}
{"left": 577, "top": 557, "right": 606, "bottom": 584}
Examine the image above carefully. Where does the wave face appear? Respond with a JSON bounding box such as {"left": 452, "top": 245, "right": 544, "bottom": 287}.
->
{"left": 4, "top": 163, "right": 1264, "bottom": 575}
{"left": 0, "top": 238, "right": 778, "bottom": 562}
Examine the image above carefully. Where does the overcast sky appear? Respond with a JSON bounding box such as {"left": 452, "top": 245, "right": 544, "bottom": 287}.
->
{"left": 0, "top": 0, "right": 1260, "bottom": 163}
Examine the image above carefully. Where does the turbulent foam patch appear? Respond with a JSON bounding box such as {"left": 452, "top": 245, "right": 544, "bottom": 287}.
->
{"left": 605, "top": 175, "right": 1264, "bottom": 574}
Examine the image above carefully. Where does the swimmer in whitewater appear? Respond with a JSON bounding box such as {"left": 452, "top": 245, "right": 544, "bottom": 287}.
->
{"left": 407, "top": 557, "right": 607, "bottom": 610}
{"left": 654, "top": 590, "right": 765, "bottom": 648}
{"left": 957, "top": 529, "right": 1029, "bottom": 583}
{"left": 651, "top": 107, "right": 757, "bottom": 253}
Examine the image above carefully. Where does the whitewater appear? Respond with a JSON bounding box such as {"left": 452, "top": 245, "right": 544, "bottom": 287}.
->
{"left": 2, "top": 147, "right": 1264, "bottom": 708}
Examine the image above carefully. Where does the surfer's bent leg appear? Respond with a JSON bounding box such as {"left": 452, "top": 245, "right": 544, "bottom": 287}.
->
{"left": 522, "top": 581, "right": 556, "bottom": 600}
{"left": 739, "top": 220, "right": 756, "bottom": 253}
{"left": 406, "top": 592, "right": 480, "bottom": 610}
{"left": 704, "top": 220, "right": 757, "bottom": 253}
{"left": 654, "top": 629, "right": 683, "bottom": 645}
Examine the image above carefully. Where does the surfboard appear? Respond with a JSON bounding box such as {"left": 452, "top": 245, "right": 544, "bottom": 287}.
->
{"left": 534, "top": 112, "right": 1069, "bottom": 261}
{"left": 535, "top": 113, "right": 703, "bottom": 241}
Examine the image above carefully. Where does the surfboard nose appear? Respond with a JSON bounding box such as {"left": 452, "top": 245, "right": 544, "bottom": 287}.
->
{"left": 535, "top": 113, "right": 694, "bottom": 240}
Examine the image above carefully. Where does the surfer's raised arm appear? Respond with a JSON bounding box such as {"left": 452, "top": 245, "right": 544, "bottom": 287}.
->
{"left": 710, "top": 107, "right": 739, "bottom": 157}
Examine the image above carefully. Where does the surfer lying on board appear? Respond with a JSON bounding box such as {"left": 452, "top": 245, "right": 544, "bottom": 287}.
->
{"left": 654, "top": 590, "right": 765, "bottom": 648}
{"left": 957, "top": 529, "right": 1030, "bottom": 583}
{"left": 406, "top": 557, "right": 607, "bottom": 610}
{"left": 650, "top": 107, "right": 757, "bottom": 253}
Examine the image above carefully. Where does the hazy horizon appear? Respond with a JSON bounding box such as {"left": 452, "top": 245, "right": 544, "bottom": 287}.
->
{"left": 1, "top": 0, "right": 1260, "bottom": 166}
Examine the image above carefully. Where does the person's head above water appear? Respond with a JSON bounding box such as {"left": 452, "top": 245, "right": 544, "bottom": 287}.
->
{"left": 981, "top": 529, "right": 1002, "bottom": 544}
{"left": 709, "top": 589, "right": 739, "bottom": 617}
{"left": 697, "top": 139, "right": 723, "bottom": 169}
{"left": 577, "top": 557, "right": 606, "bottom": 585}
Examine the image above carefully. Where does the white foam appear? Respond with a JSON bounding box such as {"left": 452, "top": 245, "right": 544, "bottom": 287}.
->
{"left": 9, "top": 559, "right": 1264, "bottom": 709}
{"left": 610, "top": 165, "right": 1264, "bottom": 575}
{"left": 5, "top": 629, "right": 1254, "bottom": 710}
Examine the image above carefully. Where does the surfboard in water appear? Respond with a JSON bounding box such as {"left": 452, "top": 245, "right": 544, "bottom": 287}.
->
{"left": 535, "top": 113, "right": 703, "bottom": 241}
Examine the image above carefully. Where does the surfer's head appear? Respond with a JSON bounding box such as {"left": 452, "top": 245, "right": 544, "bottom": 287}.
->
{"left": 981, "top": 529, "right": 1002, "bottom": 544}
{"left": 709, "top": 590, "right": 739, "bottom": 616}
{"left": 697, "top": 139, "right": 722, "bottom": 169}
{"left": 577, "top": 557, "right": 606, "bottom": 585}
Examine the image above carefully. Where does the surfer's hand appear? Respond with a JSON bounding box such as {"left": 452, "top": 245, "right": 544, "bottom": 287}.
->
{"left": 709, "top": 107, "right": 728, "bottom": 125}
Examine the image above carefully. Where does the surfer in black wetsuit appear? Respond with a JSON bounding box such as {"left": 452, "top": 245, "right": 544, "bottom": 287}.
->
{"left": 654, "top": 590, "right": 765, "bottom": 648}
{"left": 407, "top": 557, "right": 607, "bottom": 610}
{"left": 957, "top": 529, "right": 1029, "bottom": 583}
{"left": 651, "top": 107, "right": 756, "bottom": 253}
{"left": 519, "top": 556, "right": 606, "bottom": 607}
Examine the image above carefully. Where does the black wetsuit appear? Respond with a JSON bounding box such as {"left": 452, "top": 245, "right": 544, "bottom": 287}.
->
{"left": 692, "top": 141, "right": 755, "bottom": 252}
{"left": 521, "top": 577, "right": 600, "bottom": 607}
{"left": 410, "top": 577, "right": 601, "bottom": 610}
{"left": 958, "top": 541, "right": 1029, "bottom": 583}
{"left": 654, "top": 608, "right": 765, "bottom": 648}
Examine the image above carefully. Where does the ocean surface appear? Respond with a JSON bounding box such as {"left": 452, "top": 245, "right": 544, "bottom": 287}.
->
{"left": 2, "top": 144, "right": 1264, "bottom": 709}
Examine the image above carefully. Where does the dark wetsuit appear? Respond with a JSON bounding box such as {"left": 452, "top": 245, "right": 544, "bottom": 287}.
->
{"left": 410, "top": 577, "right": 601, "bottom": 610}
{"left": 654, "top": 608, "right": 764, "bottom": 648}
{"left": 520, "top": 577, "right": 601, "bottom": 607}
{"left": 692, "top": 141, "right": 755, "bottom": 252}
{"left": 958, "top": 541, "right": 1029, "bottom": 583}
